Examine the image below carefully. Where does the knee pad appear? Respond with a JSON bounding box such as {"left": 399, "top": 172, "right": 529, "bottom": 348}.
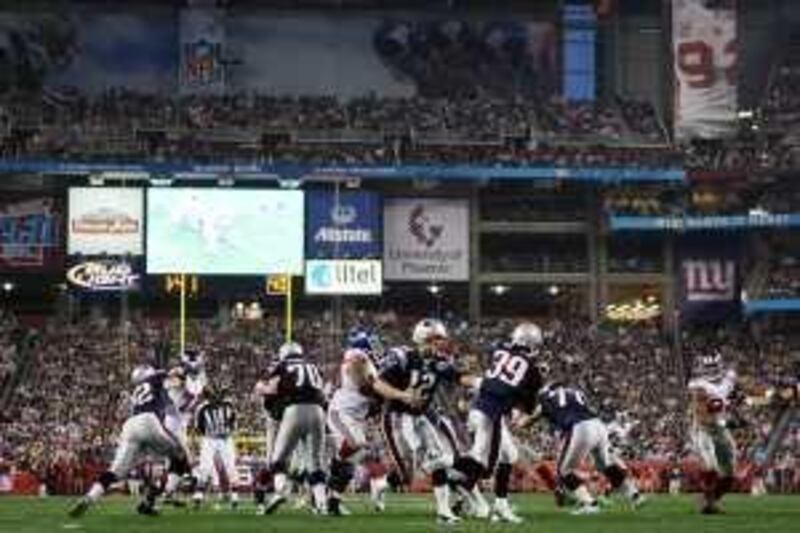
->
{"left": 560, "top": 472, "right": 583, "bottom": 491}
{"left": 604, "top": 465, "right": 627, "bottom": 489}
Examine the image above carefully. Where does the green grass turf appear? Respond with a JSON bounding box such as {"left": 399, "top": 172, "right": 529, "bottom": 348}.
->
{"left": 0, "top": 494, "right": 798, "bottom": 533}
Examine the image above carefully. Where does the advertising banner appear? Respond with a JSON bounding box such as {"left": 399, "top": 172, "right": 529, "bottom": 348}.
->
{"left": 673, "top": 0, "right": 738, "bottom": 139}
{"left": 66, "top": 257, "right": 142, "bottom": 292}
{"left": 306, "top": 190, "right": 381, "bottom": 259}
{"left": 179, "top": 7, "right": 226, "bottom": 94}
{"left": 0, "top": 197, "right": 63, "bottom": 272}
{"left": 383, "top": 198, "right": 469, "bottom": 281}
{"left": 147, "top": 189, "right": 304, "bottom": 275}
{"left": 68, "top": 188, "right": 143, "bottom": 255}
{"left": 229, "top": 13, "right": 557, "bottom": 98}
{"left": 305, "top": 260, "right": 382, "bottom": 295}
{"left": 678, "top": 235, "right": 741, "bottom": 323}
{"left": 610, "top": 212, "right": 800, "bottom": 232}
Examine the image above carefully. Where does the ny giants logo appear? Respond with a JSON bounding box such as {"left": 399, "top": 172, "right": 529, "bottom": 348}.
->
{"left": 683, "top": 259, "right": 736, "bottom": 302}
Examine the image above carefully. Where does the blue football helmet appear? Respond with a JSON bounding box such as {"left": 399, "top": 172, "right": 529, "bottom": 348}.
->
{"left": 347, "top": 327, "right": 384, "bottom": 357}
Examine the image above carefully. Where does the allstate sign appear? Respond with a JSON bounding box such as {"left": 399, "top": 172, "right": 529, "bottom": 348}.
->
{"left": 306, "top": 190, "right": 381, "bottom": 259}
{"left": 305, "top": 260, "right": 382, "bottom": 295}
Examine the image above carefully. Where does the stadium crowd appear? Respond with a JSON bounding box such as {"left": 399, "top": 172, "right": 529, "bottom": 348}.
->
{"left": 0, "top": 309, "right": 796, "bottom": 495}
{"left": 0, "top": 311, "right": 20, "bottom": 393}
{"left": 0, "top": 90, "right": 688, "bottom": 168}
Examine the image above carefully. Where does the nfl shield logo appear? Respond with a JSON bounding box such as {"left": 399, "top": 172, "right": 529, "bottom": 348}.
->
{"left": 183, "top": 39, "right": 223, "bottom": 86}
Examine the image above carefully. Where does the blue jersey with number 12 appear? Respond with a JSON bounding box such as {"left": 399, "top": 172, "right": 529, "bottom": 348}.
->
{"left": 474, "top": 344, "right": 543, "bottom": 420}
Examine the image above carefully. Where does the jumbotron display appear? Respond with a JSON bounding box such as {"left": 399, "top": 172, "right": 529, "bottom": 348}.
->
{"left": 146, "top": 189, "right": 304, "bottom": 275}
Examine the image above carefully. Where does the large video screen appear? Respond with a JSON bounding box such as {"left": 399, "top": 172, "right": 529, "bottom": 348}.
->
{"left": 146, "top": 189, "right": 304, "bottom": 275}
{"left": 68, "top": 188, "right": 144, "bottom": 255}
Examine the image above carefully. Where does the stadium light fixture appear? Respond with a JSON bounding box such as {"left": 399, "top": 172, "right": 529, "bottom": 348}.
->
{"left": 548, "top": 284, "right": 560, "bottom": 296}
{"left": 150, "top": 177, "right": 173, "bottom": 187}
{"left": 2, "top": 282, "right": 14, "bottom": 293}
{"left": 101, "top": 171, "right": 151, "bottom": 181}
{"left": 278, "top": 179, "right": 302, "bottom": 189}
{"left": 427, "top": 284, "right": 443, "bottom": 296}
{"left": 737, "top": 109, "right": 754, "bottom": 119}
{"left": 490, "top": 284, "right": 510, "bottom": 296}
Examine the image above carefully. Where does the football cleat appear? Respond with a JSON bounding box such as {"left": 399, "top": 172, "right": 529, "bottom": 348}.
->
{"left": 136, "top": 501, "right": 160, "bottom": 516}
{"left": 263, "top": 495, "right": 286, "bottom": 515}
{"left": 68, "top": 498, "right": 91, "bottom": 519}
{"left": 630, "top": 492, "right": 647, "bottom": 509}
{"left": 163, "top": 497, "right": 187, "bottom": 508}
{"left": 570, "top": 502, "right": 600, "bottom": 516}
{"left": 491, "top": 499, "right": 523, "bottom": 524}
{"left": 437, "top": 512, "right": 462, "bottom": 526}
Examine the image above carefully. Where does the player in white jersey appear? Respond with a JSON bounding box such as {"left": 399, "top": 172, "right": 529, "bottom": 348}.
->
{"left": 326, "top": 328, "right": 421, "bottom": 515}
{"left": 687, "top": 351, "right": 738, "bottom": 514}
{"left": 164, "top": 365, "right": 202, "bottom": 507}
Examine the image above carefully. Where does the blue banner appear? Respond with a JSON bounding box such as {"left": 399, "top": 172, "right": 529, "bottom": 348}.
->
{"left": 743, "top": 298, "right": 800, "bottom": 315}
{"left": 0, "top": 160, "right": 685, "bottom": 183}
{"left": 306, "top": 190, "right": 381, "bottom": 259}
{"left": 611, "top": 213, "right": 800, "bottom": 231}
{"left": 0, "top": 196, "right": 64, "bottom": 273}
{"left": 678, "top": 235, "right": 741, "bottom": 324}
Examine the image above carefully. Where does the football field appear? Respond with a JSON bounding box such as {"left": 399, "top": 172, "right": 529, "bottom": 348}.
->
{"left": 1, "top": 494, "right": 799, "bottom": 533}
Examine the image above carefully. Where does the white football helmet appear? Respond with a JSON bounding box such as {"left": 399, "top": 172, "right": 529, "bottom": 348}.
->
{"left": 131, "top": 364, "right": 156, "bottom": 385}
{"left": 696, "top": 351, "right": 724, "bottom": 379}
{"left": 510, "top": 322, "right": 543, "bottom": 350}
{"left": 180, "top": 348, "right": 205, "bottom": 374}
{"left": 412, "top": 318, "right": 448, "bottom": 347}
{"left": 278, "top": 341, "right": 303, "bottom": 361}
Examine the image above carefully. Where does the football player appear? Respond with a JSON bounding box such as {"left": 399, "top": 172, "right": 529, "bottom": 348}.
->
{"left": 253, "top": 342, "right": 328, "bottom": 515}
{"left": 326, "top": 327, "right": 420, "bottom": 515}
{"left": 521, "top": 382, "right": 643, "bottom": 515}
{"left": 452, "top": 322, "right": 544, "bottom": 523}
{"left": 687, "top": 351, "right": 738, "bottom": 514}
{"left": 69, "top": 364, "right": 193, "bottom": 518}
{"left": 181, "top": 347, "right": 208, "bottom": 397}
{"left": 192, "top": 384, "right": 239, "bottom": 510}
{"left": 162, "top": 362, "right": 203, "bottom": 506}
{"left": 379, "top": 319, "right": 479, "bottom": 525}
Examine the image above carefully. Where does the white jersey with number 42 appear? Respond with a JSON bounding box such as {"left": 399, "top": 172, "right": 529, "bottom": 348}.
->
{"left": 330, "top": 348, "right": 377, "bottom": 419}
